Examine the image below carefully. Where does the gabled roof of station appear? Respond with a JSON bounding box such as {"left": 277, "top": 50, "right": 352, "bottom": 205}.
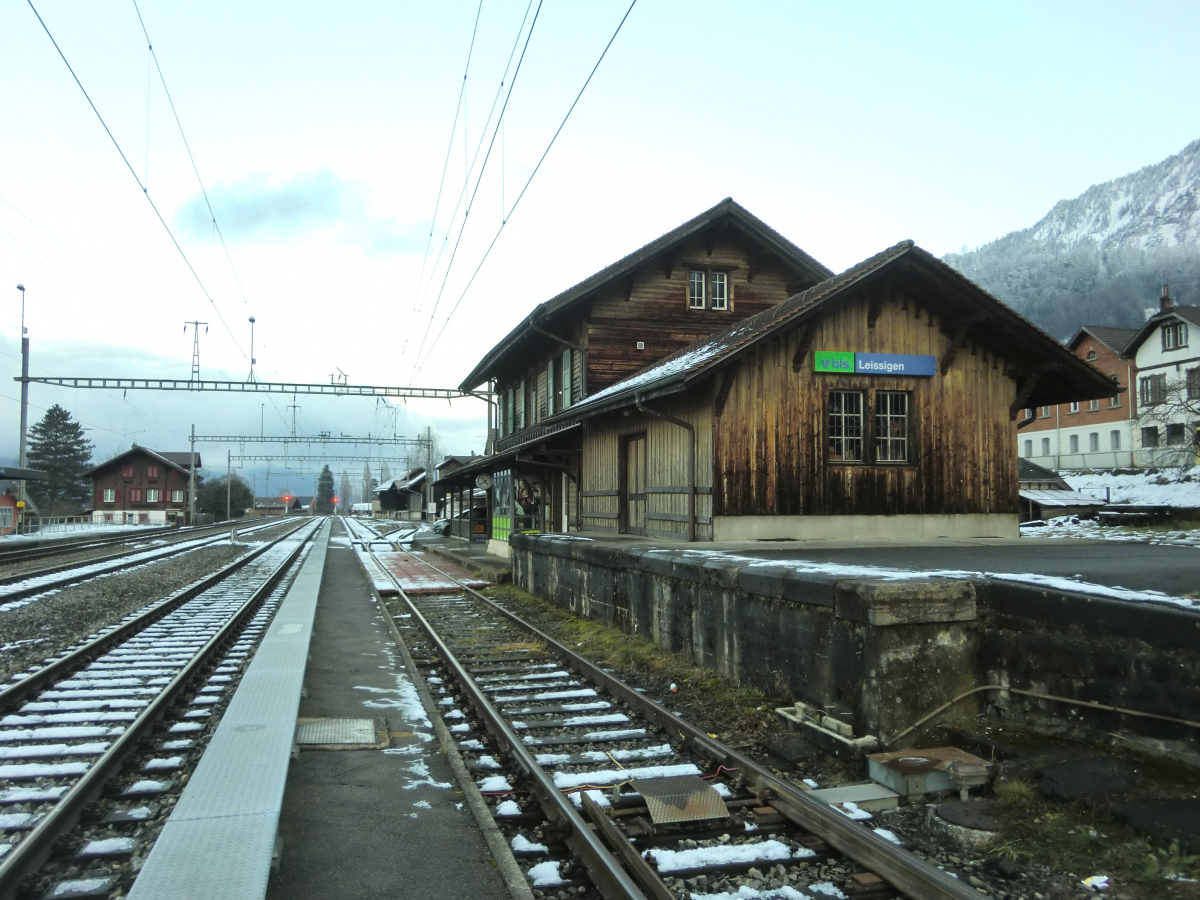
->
{"left": 85, "top": 444, "right": 200, "bottom": 477}
{"left": 551, "top": 240, "right": 1120, "bottom": 419}
{"left": 458, "top": 198, "right": 833, "bottom": 391}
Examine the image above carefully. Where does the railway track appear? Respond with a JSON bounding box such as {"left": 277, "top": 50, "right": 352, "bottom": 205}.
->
{"left": 0, "top": 519, "right": 288, "bottom": 608}
{"left": 0, "top": 516, "right": 322, "bottom": 900}
{"left": 345, "top": 519, "right": 977, "bottom": 900}
{"left": 0, "top": 519, "right": 269, "bottom": 570}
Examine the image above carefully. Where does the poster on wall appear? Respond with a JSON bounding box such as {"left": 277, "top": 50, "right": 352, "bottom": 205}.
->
{"left": 516, "top": 479, "right": 542, "bottom": 515}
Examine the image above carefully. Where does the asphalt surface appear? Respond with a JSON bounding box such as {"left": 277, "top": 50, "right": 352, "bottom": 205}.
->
{"left": 738, "top": 538, "right": 1199, "bottom": 597}
{"left": 266, "top": 521, "right": 508, "bottom": 900}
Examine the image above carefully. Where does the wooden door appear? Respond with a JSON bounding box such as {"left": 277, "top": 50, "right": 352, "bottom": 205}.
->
{"left": 620, "top": 433, "right": 647, "bottom": 535}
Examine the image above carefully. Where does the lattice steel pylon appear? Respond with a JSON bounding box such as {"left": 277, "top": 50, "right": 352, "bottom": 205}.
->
{"left": 184, "top": 321, "right": 208, "bottom": 386}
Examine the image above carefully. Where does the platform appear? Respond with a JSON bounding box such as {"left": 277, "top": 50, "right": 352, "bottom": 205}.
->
{"left": 129, "top": 520, "right": 331, "bottom": 900}
{"left": 265, "top": 520, "right": 508, "bottom": 900}
{"left": 414, "top": 534, "right": 513, "bottom": 583}
{"left": 373, "top": 548, "right": 491, "bottom": 594}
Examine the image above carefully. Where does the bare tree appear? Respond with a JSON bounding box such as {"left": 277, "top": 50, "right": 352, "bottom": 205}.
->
{"left": 1138, "top": 370, "right": 1200, "bottom": 473}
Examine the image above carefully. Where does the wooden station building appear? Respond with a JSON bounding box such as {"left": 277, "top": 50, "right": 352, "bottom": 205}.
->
{"left": 441, "top": 200, "right": 1116, "bottom": 550}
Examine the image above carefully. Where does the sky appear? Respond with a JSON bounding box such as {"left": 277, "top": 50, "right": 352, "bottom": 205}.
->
{"left": 2, "top": 0, "right": 1198, "bottom": 497}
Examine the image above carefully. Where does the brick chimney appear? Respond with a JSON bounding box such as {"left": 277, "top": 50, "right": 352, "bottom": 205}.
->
{"left": 1160, "top": 283, "right": 1173, "bottom": 313}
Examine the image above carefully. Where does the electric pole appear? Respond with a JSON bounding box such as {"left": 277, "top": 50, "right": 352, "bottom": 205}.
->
{"left": 184, "top": 321, "right": 208, "bottom": 386}
{"left": 15, "top": 285, "right": 28, "bottom": 532}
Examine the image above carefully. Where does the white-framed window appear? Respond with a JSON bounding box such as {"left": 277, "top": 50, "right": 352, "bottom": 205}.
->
{"left": 0, "top": 507, "right": 12, "bottom": 529}
{"left": 1162, "top": 321, "right": 1189, "bottom": 350}
{"left": 1110, "top": 430, "right": 1121, "bottom": 450}
{"left": 1041, "top": 437, "right": 1051, "bottom": 456}
{"left": 1039, "top": 406, "right": 1051, "bottom": 418}
{"left": 561, "top": 350, "right": 572, "bottom": 409}
{"left": 146, "top": 488, "right": 160, "bottom": 503}
{"left": 1088, "top": 399, "right": 1100, "bottom": 411}
{"left": 1023, "top": 440, "right": 1033, "bottom": 457}
{"left": 688, "top": 271, "right": 706, "bottom": 309}
{"left": 1068, "top": 402, "right": 1080, "bottom": 414}
{"left": 710, "top": 272, "right": 728, "bottom": 310}
{"left": 827, "top": 390, "right": 864, "bottom": 462}
{"left": 1088, "top": 432, "right": 1099, "bottom": 452}
{"left": 874, "top": 391, "right": 910, "bottom": 462}
{"left": 103, "top": 488, "right": 115, "bottom": 503}
{"left": 1069, "top": 434, "right": 1079, "bottom": 454}
{"left": 171, "top": 490, "right": 184, "bottom": 503}
{"left": 1086, "top": 349, "right": 1097, "bottom": 360}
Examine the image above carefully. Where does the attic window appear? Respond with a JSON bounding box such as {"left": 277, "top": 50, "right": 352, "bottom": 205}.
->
{"left": 688, "top": 269, "right": 731, "bottom": 311}
{"left": 147, "top": 465, "right": 159, "bottom": 479}
{"left": 121, "top": 465, "right": 134, "bottom": 478}
{"left": 688, "top": 271, "right": 705, "bottom": 308}
{"left": 1086, "top": 349, "right": 1097, "bottom": 361}
{"left": 1163, "top": 321, "right": 1188, "bottom": 351}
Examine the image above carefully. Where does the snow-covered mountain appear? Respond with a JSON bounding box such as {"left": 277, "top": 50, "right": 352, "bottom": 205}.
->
{"left": 944, "top": 138, "right": 1200, "bottom": 340}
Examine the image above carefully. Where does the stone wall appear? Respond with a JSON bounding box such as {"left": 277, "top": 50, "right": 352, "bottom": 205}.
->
{"left": 511, "top": 534, "right": 978, "bottom": 742}
{"left": 512, "top": 534, "right": 1200, "bottom": 758}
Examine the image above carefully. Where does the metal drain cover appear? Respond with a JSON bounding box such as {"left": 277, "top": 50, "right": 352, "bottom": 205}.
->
{"left": 936, "top": 799, "right": 1000, "bottom": 832}
{"left": 295, "top": 717, "right": 387, "bottom": 749}
{"left": 631, "top": 775, "right": 729, "bottom": 825}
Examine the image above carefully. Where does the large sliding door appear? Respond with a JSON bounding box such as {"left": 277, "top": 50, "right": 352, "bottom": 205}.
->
{"left": 620, "top": 433, "right": 647, "bottom": 535}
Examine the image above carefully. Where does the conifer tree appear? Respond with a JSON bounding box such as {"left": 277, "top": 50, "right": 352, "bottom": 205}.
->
{"left": 316, "top": 465, "right": 335, "bottom": 514}
{"left": 26, "top": 404, "right": 94, "bottom": 514}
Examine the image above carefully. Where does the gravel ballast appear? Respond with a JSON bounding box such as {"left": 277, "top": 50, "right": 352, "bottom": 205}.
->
{"left": 0, "top": 543, "right": 251, "bottom": 681}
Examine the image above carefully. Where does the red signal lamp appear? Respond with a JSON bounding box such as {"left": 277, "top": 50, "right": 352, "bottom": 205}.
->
{"left": 332, "top": 497, "right": 339, "bottom": 504}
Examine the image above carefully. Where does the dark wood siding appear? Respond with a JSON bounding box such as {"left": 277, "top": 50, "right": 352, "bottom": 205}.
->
{"left": 712, "top": 287, "right": 1018, "bottom": 517}
{"left": 585, "top": 234, "right": 798, "bottom": 394}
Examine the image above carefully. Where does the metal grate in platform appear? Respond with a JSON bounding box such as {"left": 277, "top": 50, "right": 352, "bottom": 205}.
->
{"left": 295, "top": 717, "right": 385, "bottom": 748}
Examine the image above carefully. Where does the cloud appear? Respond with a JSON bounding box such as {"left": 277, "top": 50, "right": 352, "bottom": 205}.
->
{"left": 177, "top": 170, "right": 425, "bottom": 256}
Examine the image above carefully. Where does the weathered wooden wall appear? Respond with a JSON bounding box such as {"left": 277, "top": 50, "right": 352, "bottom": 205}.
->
{"left": 579, "top": 393, "right": 715, "bottom": 539}
{"left": 712, "top": 285, "right": 1019, "bottom": 517}
{"left": 585, "top": 234, "right": 798, "bottom": 393}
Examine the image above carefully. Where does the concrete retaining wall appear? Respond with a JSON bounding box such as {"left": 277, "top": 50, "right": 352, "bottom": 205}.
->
{"left": 511, "top": 534, "right": 979, "bottom": 741}
{"left": 512, "top": 534, "right": 1200, "bottom": 757}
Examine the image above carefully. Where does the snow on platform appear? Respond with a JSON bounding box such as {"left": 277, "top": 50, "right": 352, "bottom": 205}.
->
{"left": 373, "top": 550, "right": 490, "bottom": 594}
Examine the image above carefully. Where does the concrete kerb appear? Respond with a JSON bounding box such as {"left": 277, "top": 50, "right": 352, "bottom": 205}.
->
{"left": 372, "top": 583, "right": 534, "bottom": 900}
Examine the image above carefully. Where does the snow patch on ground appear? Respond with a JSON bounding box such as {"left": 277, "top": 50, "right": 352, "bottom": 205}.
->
{"left": 1064, "top": 467, "right": 1200, "bottom": 507}
{"left": 645, "top": 839, "right": 813, "bottom": 872}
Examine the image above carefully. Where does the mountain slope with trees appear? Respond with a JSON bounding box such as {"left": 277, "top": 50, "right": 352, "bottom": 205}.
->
{"left": 944, "top": 138, "right": 1200, "bottom": 340}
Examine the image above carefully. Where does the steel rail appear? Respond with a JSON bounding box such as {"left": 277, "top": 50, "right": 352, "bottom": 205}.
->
{"left": 387, "top": 544, "right": 981, "bottom": 900}
{"left": 0, "top": 517, "right": 323, "bottom": 900}
{"left": 0, "top": 518, "right": 310, "bottom": 713}
{"left": 0, "top": 519, "right": 280, "bottom": 586}
{"left": 0, "top": 524, "right": 183, "bottom": 565}
{"left": 355, "top": 535, "right": 647, "bottom": 900}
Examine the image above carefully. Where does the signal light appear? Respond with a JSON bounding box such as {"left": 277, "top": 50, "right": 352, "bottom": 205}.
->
{"left": 332, "top": 497, "right": 339, "bottom": 503}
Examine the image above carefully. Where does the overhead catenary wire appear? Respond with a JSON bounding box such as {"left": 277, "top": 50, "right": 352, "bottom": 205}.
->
{"left": 130, "top": 0, "right": 253, "bottom": 316}
{"left": 412, "top": 0, "right": 638, "bottom": 378}
{"left": 409, "top": 0, "right": 544, "bottom": 381}
{"left": 415, "top": 0, "right": 534, "bottom": 315}
{"left": 25, "top": 0, "right": 247, "bottom": 363}
{"left": 404, "top": 0, "right": 485, "bottom": 365}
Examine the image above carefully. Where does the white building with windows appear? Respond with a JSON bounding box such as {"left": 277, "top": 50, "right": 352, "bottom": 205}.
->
{"left": 1124, "top": 297, "right": 1200, "bottom": 468}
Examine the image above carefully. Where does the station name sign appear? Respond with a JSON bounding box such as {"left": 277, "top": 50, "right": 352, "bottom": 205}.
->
{"left": 813, "top": 351, "right": 937, "bottom": 377}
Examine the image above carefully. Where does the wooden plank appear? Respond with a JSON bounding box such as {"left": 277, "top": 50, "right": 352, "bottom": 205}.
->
{"left": 580, "top": 490, "right": 620, "bottom": 497}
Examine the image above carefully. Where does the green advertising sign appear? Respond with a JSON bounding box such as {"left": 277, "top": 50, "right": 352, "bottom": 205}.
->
{"left": 813, "top": 351, "right": 854, "bottom": 374}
